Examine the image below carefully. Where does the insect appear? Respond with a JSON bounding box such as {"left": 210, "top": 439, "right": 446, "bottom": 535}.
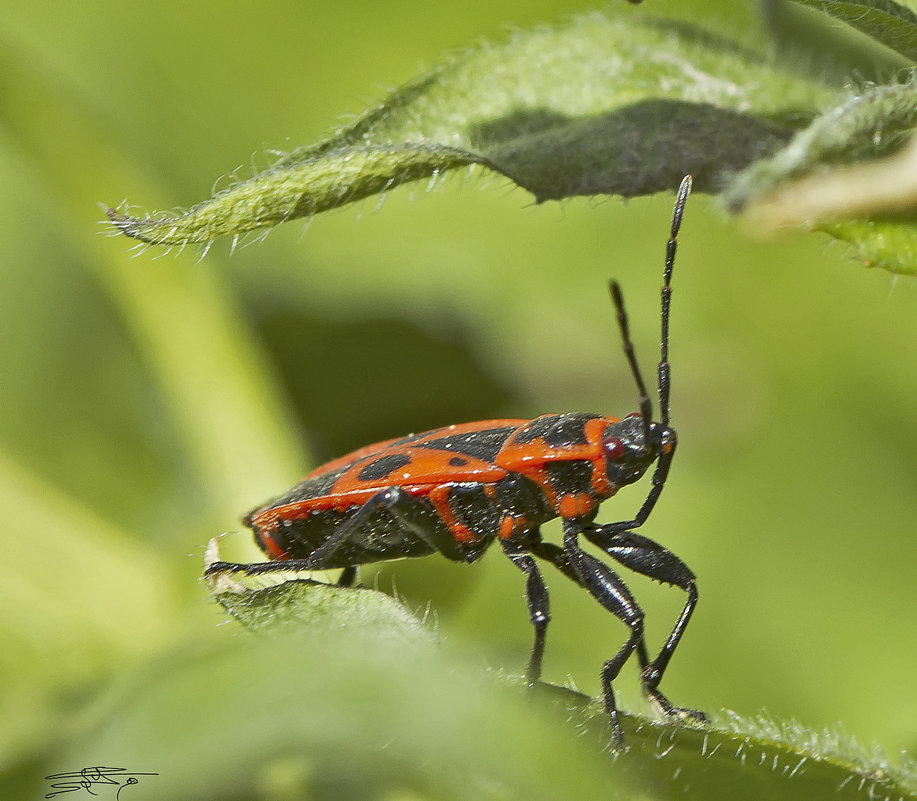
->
{"left": 206, "top": 175, "right": 706, "bottom": 746}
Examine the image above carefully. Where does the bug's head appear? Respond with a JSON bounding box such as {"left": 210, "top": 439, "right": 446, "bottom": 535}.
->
{"left": 601, "top": 414, "right": 676, "bottom": 488}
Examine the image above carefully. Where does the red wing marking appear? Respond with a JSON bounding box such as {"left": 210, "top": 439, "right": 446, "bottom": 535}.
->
{"left": 496, "top": 416, "right": 609, "bottom": 471}
{"left": 302, "top": 419, "right": 527, "bottom": 480}
{"left": 330, "top": 446, "right": 508, "bottom": 495}
{"left": 303, "top": 436, "right": 404, "bottom": 479}
{"left": 249, "top": 513, "right": 291, "bottom": 559}
{"left": 256, "top": 479, "right": 496, "bottom": 526}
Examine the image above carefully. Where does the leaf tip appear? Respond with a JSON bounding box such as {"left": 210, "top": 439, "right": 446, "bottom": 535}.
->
{"left": 203, "top": 535, "right": 253, "bottom": 596}
{"left": 105, "top": 204, "right": 150, "bottom": 241}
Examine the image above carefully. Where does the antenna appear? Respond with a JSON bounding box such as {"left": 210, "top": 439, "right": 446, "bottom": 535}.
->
{"left": 609, "top": 280, "right": 652, "bottom": 440}
{"left": 609, "top": 175, "right": 692, "bottom": 436}
{"left": 659, "top": 175, "right": 692, "bottom": 427}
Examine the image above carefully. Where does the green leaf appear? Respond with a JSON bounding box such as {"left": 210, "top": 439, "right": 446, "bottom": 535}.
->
{"left": 210, "top": 577, "right": 431, "bottom": 643}
{"left": 107, "top": 9, "right": 829, "bottom": 248}
{"left": 787, "top": 0, "right": 917, "bottom": 61}
{"left": 726, "top": 75, "right": 917, "bottom": 211}
{"left": 818, "top": 216, "right": 917, "bottom": 271}
{"left": 725, "top": 74, "right": 917, "bottom": 275}
{"left": 38, "top": 574, "right": 917, "bottom": 801}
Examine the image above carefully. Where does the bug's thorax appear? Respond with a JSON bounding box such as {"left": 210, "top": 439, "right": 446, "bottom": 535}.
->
{"left": 484, "top": 412, "right": 665, "bottom": 523}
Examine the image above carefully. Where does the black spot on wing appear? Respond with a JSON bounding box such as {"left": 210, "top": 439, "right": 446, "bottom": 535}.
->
{"left": 357, "top": 453, "right": 412, "bottom": 482}
{"left": 449, "top": 456, "right": 468, "bottom": 466}
{"left": 512, "top": 413, "right": 598, "bottom": 447}
{"left": 417, "top": 426, "right": 516, "bottom": 463}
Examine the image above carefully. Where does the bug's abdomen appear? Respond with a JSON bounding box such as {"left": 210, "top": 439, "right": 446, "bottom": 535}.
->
{"left": 247, "top": 502, "right": 441, "bottom": 568}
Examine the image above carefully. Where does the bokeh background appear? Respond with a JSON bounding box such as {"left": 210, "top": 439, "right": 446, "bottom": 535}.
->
{"left": 1, "top": 0, "right": 915, "bottom": 798}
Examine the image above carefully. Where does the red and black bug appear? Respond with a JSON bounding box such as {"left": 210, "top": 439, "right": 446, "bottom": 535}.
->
{"left": 207, "top": 175, "right": 705, "bottom": 746}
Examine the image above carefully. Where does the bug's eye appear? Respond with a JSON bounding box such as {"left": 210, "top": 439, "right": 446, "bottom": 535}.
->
{"left": 603, "top": 437, "right": 626, "bottom": 461}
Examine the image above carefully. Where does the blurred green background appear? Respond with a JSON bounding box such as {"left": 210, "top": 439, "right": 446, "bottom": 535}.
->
{"left": 1, "top": 0, "right": 915, "bottom": 797}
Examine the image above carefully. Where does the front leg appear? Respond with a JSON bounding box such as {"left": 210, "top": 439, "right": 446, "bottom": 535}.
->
{"left": 562, "top": 519, "right": 646, "bottom": 749}
{"left": 582, "top": 524, "right": 707, "bottom": 724}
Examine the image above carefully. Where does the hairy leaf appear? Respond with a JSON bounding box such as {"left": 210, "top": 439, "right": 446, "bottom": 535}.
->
{"left": 213, "top": 579, "right": 430, "bottom": 642}
{"left": 726, "top": 75, "right": 917, "bottom": 211}
{"left": 727, "top": 74, "right": 917, "bottom": 274}
{"left": 191, "top": 572, "right": 917, "bottom": 801}
{"left": 107, "top": 9, "right": 828, "bottom": 248}
{"left": 787, "top": 0, "right": 917, "bottom": 61}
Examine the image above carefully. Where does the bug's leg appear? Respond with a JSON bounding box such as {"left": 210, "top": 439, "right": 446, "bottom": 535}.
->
{"left": 523, "top": 539, "right": 644, "bottom": 688}
{"left": 528, "top": 540, "right": 579, "bottom": 583}
{"left": 583, "top": 525, "right": 707, "bottom": 724}
{"left": 532, "top": 540, "right": 655, "bottom": 677}
{"left": 604, "top": 444, "right": 677, "bottom": 535}
{"left": 206, "top": 487, "right": 466, "bottom": 578}
{"left": 383, "top": 487, "right": 472, "bottom": 562}
{"left": 563, "top": 519, "right": 645, "bottom": 749}
{"left": 500, "top": 537, "right": 551, "bottom": 685}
